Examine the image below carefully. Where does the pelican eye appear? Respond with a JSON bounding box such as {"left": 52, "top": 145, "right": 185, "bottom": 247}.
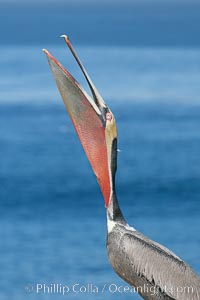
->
{"left": 106, "top": 112, "right": 113, "bottom": 121}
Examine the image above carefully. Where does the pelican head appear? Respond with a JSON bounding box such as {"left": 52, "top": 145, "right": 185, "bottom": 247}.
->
{"left": 43, "top": 36, "right": 123, "bottom": 221}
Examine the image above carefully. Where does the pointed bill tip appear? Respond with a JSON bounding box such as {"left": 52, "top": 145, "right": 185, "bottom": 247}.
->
{"left": 42, "top": 49, "right": 56, "bottom": 62}
{"left": 60, "top": 34, "right": 69, "bottom": 41}
{"left": 42, "top": 48, "right": 50, "bottom": 55}
{"left": 42, "top": 48, "right": 55, "bottom": 62}
{"left": 60, "top": 34, "right": 71, "bottom": 46}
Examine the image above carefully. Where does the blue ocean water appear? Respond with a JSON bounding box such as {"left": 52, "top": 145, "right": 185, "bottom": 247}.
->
{"left": 0, "top": 46, "right": 200, "bottom": 300}
{"left": 1, "top": 1, "right": 200, "bottom": 47}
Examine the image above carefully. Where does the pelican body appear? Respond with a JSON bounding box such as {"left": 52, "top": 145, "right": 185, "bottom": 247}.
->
{"left": 43, "top": 36, "right": 200, "bottom": 299}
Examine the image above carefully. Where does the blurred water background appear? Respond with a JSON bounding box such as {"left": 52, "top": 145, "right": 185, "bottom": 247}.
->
{"left": 1, "top": 1, "right": 200, "bottom": 299}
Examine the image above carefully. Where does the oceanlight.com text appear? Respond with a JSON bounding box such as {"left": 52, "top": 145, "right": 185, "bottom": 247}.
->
{"left": 25, "top": 282, "right": 195, "bottom": 297}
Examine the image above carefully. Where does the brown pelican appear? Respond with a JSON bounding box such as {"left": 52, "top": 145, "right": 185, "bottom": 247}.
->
{"left": 43, "top": 36, "right": 200, "bottom": 300}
